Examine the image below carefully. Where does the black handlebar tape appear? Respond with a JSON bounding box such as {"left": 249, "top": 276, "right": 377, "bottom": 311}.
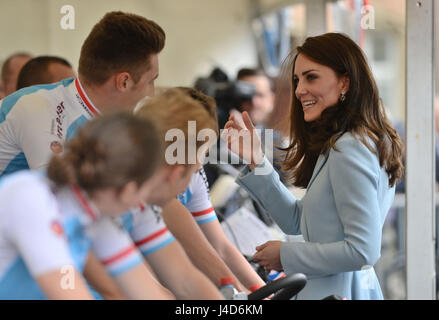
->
{"left": 247, "top": 273, "right": 307, "bottom": 300}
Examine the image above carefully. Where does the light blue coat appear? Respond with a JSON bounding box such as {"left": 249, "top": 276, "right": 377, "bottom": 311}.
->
{"left": 236, "top": 132, "right": 395, "bottom": 300}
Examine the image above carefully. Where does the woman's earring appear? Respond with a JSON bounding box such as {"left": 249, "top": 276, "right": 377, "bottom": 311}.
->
{"left": 340, "top": 91, "right": 346, "bottom": 103}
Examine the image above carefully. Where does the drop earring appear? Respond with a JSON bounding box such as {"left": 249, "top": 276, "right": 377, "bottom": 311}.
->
{"left": 340, "top": 91, "right": 346, "bottom": 103}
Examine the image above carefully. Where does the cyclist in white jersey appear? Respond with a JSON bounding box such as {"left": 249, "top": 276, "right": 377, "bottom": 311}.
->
{"left": 0, "top": 12, "right": 164, "bottom": 177}
{"left": 0, "top": 12, "right": 167, "bottom": 299}
{"left": 0, "top": 113, "right": 173, "bottom": 299}
{"left": 0, "top": 77, "right": 100, "bottom": 176}
{"left": 178, "top": 168, "right": 218, "bottom": 225}
{"left": 0, "top": 87, "right": 226, "bottom": 299}
{"left": 0, "top": 13, "right": 225, "bottom": 299}
{"left": 135, "top": 88, "right": 265, "bottom": 296}
{"left": 159, "top": 88, "right": 266, "bottom": 292}
{"left": 112, "top": 89, "right": 226, "bottom": 299}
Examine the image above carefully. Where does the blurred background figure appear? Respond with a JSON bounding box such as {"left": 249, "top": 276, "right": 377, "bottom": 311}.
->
{"left": 1, "top": 52, "right": 32, "bottom": 96}
{"left": 16, "top": 56, "right": 75, "bottom": 90}
{"left": 236, "top": 68, "right": 289, "bottom": 186}
{"left": 236, "top": 68, "right": 274, "bottom": 127}
{"left": 0, "top": 79, "right": 5, "bottom": 99}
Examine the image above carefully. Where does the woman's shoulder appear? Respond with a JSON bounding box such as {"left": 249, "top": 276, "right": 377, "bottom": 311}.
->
{"left": 329, "top": 132, "right": 379, "bottom": 169}
{"left": 333, "top": 132, "right": 377, "bottom": 154}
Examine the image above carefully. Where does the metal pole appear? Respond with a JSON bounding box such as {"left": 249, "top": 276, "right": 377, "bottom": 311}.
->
{"left": 405, "top": 0, "right": 436, "bottom": 300}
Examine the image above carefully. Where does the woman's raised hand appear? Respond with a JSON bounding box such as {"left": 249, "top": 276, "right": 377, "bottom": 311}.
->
{"left": 221, "top": 111, "right": 264, "bottom": 170}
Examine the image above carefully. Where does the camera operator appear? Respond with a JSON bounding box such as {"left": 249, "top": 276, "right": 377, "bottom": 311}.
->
{"left": 195, "top": 67, "right": 256, "bottom": 132}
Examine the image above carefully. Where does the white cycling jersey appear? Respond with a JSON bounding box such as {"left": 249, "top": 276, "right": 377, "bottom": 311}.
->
{"left": 0, "top": 77, "right": 99, "bottom": 177}
{"left": 0, "top": 171, "right": 143, "bottom": 299}
{"left": 119, "top": 204, "right": 176, "bottom": 257}
{"left": 0, "top": 77, "right": 183, "bottom": 299}
{"left": 178, "top": 168, "right": 218, "bottom": 225}
{"left": 119, "top": 168, "right": 219, "bottom": 256}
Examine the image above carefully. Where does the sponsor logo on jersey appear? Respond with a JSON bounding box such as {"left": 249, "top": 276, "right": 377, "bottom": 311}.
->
{"left": 55, "top": 101, "right": 66, "bottom": 139}
{"left": 50, "top": 141, "right": 64, "bottom": 154}
{"left": 198, "top": 168, "right": 211, "bottom": 199}
{"left": 75, "top": 93, "right": 94, "bottom": 118}
{"left": 151, "top": 205, "right": 162, "bottom": 223}
{"left": 50, "top": 220, "right": 64, "bottom": 236}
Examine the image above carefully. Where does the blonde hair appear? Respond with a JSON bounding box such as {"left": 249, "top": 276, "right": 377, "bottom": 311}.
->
{"left": 136, "top": 88, "right": 218, "bottom": 166}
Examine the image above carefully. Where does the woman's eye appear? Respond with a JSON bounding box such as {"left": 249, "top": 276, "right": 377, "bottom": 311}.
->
{"left": 293, "top": 77, "right": 299, "bottom": 85}
{"left": 307, "top": 74, "right": 317, "bottom": 81}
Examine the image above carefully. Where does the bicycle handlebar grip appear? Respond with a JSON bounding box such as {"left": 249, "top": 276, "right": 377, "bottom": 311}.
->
{"left": 247, "top": 273, "right": 307, "bottom": 300}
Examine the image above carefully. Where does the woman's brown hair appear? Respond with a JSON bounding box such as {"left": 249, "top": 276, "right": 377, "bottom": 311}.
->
{"left": 282, "top": 32, "right": 403, "bottom": 188}
{"left": 47, "top": 112, "right": 162, "bottom": 193}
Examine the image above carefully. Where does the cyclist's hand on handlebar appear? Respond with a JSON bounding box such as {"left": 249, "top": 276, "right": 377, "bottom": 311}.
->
{"left": 222, "top": 111, "right": 264, "bottom": 170}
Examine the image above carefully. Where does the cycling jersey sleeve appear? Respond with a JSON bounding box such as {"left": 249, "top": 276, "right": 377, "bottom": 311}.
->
{"left": 185, "top": 168, "right": 218, "bottom": 225}
{"left": 9, "top": 94, "right": 61, "bottom": 170}
{"left": 2, "top": 174, "right": 74, "bottom": 277}
{"left": 87, "top": 217, "right": 143, "bottom": 277}
{"left": 128, "top": 206, "right": 175, "bottom": 257}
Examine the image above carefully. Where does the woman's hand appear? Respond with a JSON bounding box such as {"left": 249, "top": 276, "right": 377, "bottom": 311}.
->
{"left": 252, "top": 241, "right": 283, "bottom": 272}
{"left": 221, "top": 111, "right": 264, "bottom": 170}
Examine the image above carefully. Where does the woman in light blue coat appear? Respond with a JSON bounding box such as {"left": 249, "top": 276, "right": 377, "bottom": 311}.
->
{"left": 223, "top": 33, "right": 404, "bottom": 300}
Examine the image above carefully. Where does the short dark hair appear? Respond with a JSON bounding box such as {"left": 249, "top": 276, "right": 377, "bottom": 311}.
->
{"left": 1, "top": 52, "right": 32, "bottom": 82}
{"left": 236, "top": 68, "right": 267, "bottom": 80}
{"left": 236, "top": 68, "right": 274, "bottom": 91}
{"left": 79, "top": 11, "right": 165, "bottom": 85}
{"left": 16, "top": 56, "right": 72, "bottom": 90}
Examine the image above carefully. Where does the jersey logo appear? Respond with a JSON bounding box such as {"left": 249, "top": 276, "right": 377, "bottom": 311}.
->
{"left": 55, "top": 101, "right": 66, "bottom": 139}
{"left": 50, "top": 141, "right": 64, "bottom": 154}
{"left": 151, "top": 205, "right": 162, "bottom": 223}
{"left": 198, "top": 168, "right": 211, "bottom": 199}
{"left": 50, "top": 220, "right": 64, "bottom": 236}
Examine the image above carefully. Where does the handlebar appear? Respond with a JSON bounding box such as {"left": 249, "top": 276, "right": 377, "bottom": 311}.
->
{"left": 247, "top": 273, "right": 307, "bottom": 300}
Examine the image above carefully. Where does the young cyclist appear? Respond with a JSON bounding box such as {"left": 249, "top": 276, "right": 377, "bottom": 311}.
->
{"left": 161, "top": 88, "right": 266, "bottom": 293}
{"left": 0, "top": 11, "right": 165, "bottom": 299}
{"left": 119, "top": 89, "right": 225, "bottom": 299}
{"left": 0, "top": 12, "right": 225, "bottom": 300}
{"left": 0, "top": 113, "right": 175, "bottom": 299}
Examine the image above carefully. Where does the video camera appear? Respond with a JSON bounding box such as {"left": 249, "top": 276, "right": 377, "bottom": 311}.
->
{"left": 194, "top": 67, "right": 256, "bottom": 130}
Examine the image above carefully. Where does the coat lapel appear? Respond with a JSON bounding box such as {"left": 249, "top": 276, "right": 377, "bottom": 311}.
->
{"left": 306, "top": 152, "right": 329, "bottom": 190}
